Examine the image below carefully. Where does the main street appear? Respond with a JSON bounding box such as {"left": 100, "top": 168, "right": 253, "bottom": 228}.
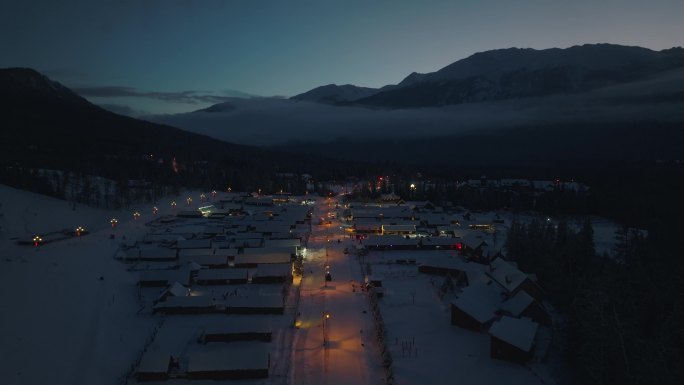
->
{"left": 291, "top": 196, "right": 382, "bottom": 385}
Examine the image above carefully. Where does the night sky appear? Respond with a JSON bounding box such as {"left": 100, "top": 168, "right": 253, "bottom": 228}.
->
{"left": 2, "top": 0, "right": 683, "bottom": 114}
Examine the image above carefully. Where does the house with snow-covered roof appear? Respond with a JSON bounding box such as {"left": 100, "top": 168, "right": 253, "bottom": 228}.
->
{"left": 450, "top": 282, "right": 505, "bottom": 331}
{"left": 187, "top": 344, "right": 269, "bottom": 380}
{"left": 500, "top": 290, "right": 551, "bottom": 326}
{"left": 487, "top": 258, "right": 544, "bottom": 301}
{"left": 488, "top": 316, "right": 539, "bottom": 363}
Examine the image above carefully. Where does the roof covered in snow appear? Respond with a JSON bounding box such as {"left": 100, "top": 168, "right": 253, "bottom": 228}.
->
{"left": 487, "top": 258, "right": 528, "bottom": 293}
{"left": 187, "top": 343, "right": 269, "bottom": 372}
{"left": 488, "top": 316, "right": 539, "bottom": 352}
{"left": 500, "top": 290, "right": 535, "bottom": 317}
{"left": 451, "top": 282, "right": 504, "bottom": 324}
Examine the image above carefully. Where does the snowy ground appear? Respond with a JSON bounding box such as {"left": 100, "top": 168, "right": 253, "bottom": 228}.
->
{"left": 0, "top": 184, "right": 222, "bottom": 385}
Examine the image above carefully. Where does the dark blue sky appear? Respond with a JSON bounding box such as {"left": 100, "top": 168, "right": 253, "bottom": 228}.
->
{"left": 2, "top": 0, "right": 683, "bottom": 114}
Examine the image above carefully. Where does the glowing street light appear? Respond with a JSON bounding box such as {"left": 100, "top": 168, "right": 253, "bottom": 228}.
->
{"left": 410, "top": 183, "right": 416, "bottom": 190}
{"left": 186, "top": 197, "right": 193, "bottom": 206}
{"left": 171, "top": 201, "right": 177, "bottom": 209}
{"left": 33, "top": 235, "right": 42, "bottom": 247}
{"left": 110, "top": 218, "right": 118, "bottom": 229}
{"left": 75, "top": 226, "right": 85, "bottom": 238}
{"left": 133, "top": 211, "right": 141, "bottom": 221}
{"left": 323, "top": 311, "right": 331, "bottom": 347}
{"left": 227, "top": 186, "right": 232, "bottom": 193}
{"left": 200, "top": 193, "right": 206, "bottom": 202}
{"left": 211, "top": 190, "right": 217, "bottom": 198}
{"left": 152, "top": 206, "right": 158, "bottom": 215}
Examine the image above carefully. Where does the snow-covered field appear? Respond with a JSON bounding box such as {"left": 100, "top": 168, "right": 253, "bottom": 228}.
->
{"left": 0, "top": 184, "right": 224, "bottom": 385}
{"left": 0, "top": 184, "right": 163, "bottom": 385}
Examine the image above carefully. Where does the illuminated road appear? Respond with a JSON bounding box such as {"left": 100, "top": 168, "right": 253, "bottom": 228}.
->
{"left": 292, "top": 196, "right": 382, "bottom": 385}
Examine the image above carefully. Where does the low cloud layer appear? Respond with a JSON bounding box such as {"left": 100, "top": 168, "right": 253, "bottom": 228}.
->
{"left": 149, "top": 69, "right": 684, "bottom": 147}
{"left": 73, "top": 86, "right": 254, "bottom": 104}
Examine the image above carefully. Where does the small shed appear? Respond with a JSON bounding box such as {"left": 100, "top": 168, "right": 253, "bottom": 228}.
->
{"left": 451, "top": 282, "right": 503, "bottom": 331}
{"left": 489, "top": 316, "right": 539, "bottom": 363}
{"left": 187, "top": 344, "right": 269, "bottom": 380}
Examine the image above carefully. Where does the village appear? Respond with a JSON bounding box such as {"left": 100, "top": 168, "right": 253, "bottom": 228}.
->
{"left": 0, "top": 181, "right": 621, "bottom": 385}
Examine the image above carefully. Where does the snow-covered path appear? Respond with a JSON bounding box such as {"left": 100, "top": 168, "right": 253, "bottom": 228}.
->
{"left": 291, "top": 197, "right": 382, "bottom": 385}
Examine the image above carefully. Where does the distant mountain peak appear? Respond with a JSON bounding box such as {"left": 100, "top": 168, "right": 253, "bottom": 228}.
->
{"left": 354, "top": 43, "right": 684, "bottom": 108}
{"left": 291, "top": 83, "right": 378, "bottom": 104}
{"left": 0, "top": 67, "right": 89, "bottom": 106}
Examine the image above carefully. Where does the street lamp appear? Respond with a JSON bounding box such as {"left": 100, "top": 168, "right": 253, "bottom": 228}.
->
{"left": 152, "top": 206, "right": 158, "bottom": 215}
{"left": 133, "top": 211, "right": 141, "bottom": 221}
{"left": 323, "top": 311, "right": 331, "bottom": 347}
{"left": 110, "top": 218, "right": 118, "bottom": 229}
{"left": 33, "top": 235, "right": 42, "bottom": 247}
{"left": 211, "top": 190, "right": 217, "bottom": 198}
{"left": 186, "top": 197, "right": 193, "bottom": 206}
{"left": 75, "top": 226, "right": 85, "bottom": 238}
{"left": 200, "top": 193, "right": 206, "bottom": 202}
{"left": 171, "top": 201, "right": 177, "bottom": 210}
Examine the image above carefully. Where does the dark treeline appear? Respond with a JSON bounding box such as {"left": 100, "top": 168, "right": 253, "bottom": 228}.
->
{"left": 506, "top": 218, "right": 683, "bottom": 385}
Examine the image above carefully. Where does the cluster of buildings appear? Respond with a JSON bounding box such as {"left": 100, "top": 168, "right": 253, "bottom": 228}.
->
{"left": 344, "top": 200, "right": 551, "bottom": 365}
{"left": 121, "top": 192, "right": 312, "bottom": 382}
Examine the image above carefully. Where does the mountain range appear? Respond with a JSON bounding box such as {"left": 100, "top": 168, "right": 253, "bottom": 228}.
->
{"left": 2, "top": 43, "right": 684, "bottom": 182}
{"left": 292, "top": 44, "right": 684, "bottom": 107}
